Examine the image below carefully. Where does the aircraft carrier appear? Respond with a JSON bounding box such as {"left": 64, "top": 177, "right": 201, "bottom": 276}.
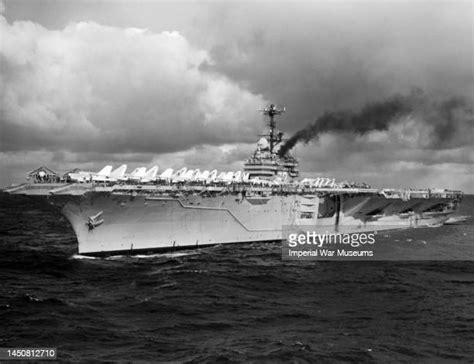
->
{"left": 4, "top": 105, "right": 463, "bottom": 256}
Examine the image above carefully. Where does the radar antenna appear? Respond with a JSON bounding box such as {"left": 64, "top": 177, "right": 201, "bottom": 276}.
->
{"left": 260, "top": 104, "right": 285, "bottom": 154}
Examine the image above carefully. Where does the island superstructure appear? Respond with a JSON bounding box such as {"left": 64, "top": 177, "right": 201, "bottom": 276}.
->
{"left": 244, "top": 105, "right": 299, "bottom": 179}
{"left": 5, "top": 105, "right": 463, "bottom": 256}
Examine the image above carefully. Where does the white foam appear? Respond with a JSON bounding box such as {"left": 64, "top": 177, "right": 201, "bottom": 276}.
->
{"left": 131, "top": 251, "right": 199, "bottom": 259}
{"left": 70, "top": 254, "right": 99, "bottom": 260}
{"left": 70, "top": 251, "right": 199, "bottom": 261}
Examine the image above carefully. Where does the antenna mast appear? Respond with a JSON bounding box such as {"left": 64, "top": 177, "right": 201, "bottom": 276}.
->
{"left": 262, "top": 104, "right": 285, "bottom": 153}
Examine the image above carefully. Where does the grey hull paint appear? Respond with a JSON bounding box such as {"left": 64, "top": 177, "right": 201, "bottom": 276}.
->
{"left": 52, "top": 192, "right": 455, "bottom": 255}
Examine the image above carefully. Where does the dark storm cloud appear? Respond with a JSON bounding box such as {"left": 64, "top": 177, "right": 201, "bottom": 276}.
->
{"left": 294, "top": 132, "right": 473, "bottom": 191}
{"left": 0, "top": 1, "right": 472, "bottom": 192}
{"left": 1, "top": 1, "right": 471, "bottom": 156}
{"left": 202, "top": 2, "right": 473, "bottom": 134}
{"left": 194, "top": 1, "right": 472, "bottom": 192}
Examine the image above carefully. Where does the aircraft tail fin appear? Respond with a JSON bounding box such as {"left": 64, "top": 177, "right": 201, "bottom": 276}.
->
{"left": 96, "top": 165, "right": 113, "bottom": 177}
{"left": 143, "top": 166, "right": 159, "bottom": 180}
{"left": 110, "top": 164, "right": 127, "bottom": 179}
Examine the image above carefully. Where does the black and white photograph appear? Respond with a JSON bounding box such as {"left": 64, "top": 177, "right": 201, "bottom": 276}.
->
{"left": 0, "top": 0, "right": 473, "bottom": 362}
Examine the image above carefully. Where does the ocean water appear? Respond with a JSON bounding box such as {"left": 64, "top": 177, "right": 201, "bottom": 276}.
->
{"left": 0, "top": 193, "right": 473, "bottom": 362}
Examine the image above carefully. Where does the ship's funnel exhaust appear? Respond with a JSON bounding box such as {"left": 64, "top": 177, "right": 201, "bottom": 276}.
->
{"left": 278, "top": 89, "right": 471, "bottom": 157}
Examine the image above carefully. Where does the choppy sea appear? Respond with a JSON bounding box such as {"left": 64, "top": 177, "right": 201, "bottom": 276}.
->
{"left": 0, "top": 193, "right": 473, "bottom": 362}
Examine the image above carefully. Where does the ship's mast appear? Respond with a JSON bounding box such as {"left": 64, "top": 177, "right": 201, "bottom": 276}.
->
{"left": 262, "top": 104, "right": 285, "bottom": 154}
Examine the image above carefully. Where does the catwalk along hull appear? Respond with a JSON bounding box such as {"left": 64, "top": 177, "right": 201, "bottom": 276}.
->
{"left": 6, "top": 183, "right": 461, "bottom": 255}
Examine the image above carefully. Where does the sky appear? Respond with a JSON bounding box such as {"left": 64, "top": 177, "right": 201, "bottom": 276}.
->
{"left": 0, "top": 0, "right": 472, "bottom": 192}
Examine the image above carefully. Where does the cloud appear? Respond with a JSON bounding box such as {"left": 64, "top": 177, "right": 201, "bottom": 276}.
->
{"left": 0, "top": 15, "right": 266, "bottom": 155}
{"left": 0, "top": 143, "right": 254, "bottom": 187}
{"left": 201, "top": 2, "right": 473, "bottom": 132}
{"left": 0, "top": 2, "right": 472, "bottom": 192}
{"left": 295, "top": 129, "right": 473, "bottom": 192}
{"left": 195, "top": 2, "right": 473, "bottom": 192}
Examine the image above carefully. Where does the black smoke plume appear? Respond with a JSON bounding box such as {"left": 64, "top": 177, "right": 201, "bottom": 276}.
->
{"left": 278, "top": 90, "right": 472, "bottom": 157}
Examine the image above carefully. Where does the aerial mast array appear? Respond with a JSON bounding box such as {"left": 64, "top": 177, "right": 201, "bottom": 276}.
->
{"left": 261, "top": 104, "right": 285, "bottom": 153}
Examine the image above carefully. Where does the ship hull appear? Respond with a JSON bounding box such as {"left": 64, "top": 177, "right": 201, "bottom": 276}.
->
{"left": 48, "top": 191, "right": 457, "bottom": 256}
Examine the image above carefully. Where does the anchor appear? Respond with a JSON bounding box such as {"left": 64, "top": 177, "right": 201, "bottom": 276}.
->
{"left": 86, "top": 211, "right": 104, "bottom": 231}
